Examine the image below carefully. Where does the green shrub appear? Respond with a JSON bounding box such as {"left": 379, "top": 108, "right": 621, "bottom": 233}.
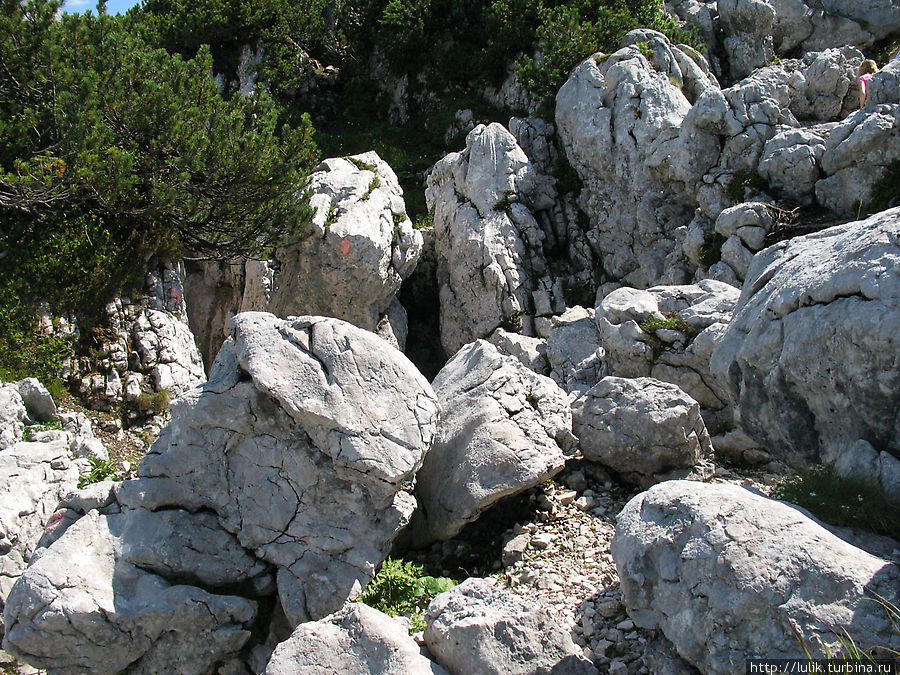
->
{"left": 771, "top": 464, "right": 900, "bottom": 540}
{"left": 359, "top": 557, "right": 457, "bottom": 633}
{"left": 727, "top": 172, "right": 769, "bottom": 202}
{"left": 77, "top": 456, "right": 119, "bottom": 488}
{"left": 347, "top": 156, "right": 379, "bottom": 173}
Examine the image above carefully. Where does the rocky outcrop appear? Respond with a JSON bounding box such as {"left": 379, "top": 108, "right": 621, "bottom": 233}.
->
{"left": 710, "top": 209, "right": 900, "bottom": 477}
{"left": 75, "top": 260, "right": 204, "bottom": 414}
{"left": 426, "top": 123, "right": 566, "bottom": 355}
{"left": 556, "top": 35, "right": 697, "bottom": 288}
{"left": 571, "top": 377, "right": 714, "bottom": 487}
{"left": 412, "top": 340, "right": 573, "bottom": 544}
{"left": 596, "top": 280, "right": 739, "bottom": 434}
{"left": 185, "top": 152, "right": 422, "bottom": 366}
{"left": 718, "top": 0, "right": 775, "bottom": 81}
{"left": 424, "top": 578, "right": 598, "bottom": 675}
{"left": 612, "top": 481, "right": 900, "bottom": 674}
{"left": 265, "top": 153, "right": 422, "bottom": 334}
{"left": 3, "top": 312, "right": 440, "bottom": 672}
{"left": 265, "top": 603, "right": 447, "bottom": 675}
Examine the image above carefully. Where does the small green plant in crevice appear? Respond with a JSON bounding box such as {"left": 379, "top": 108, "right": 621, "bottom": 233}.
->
{"left": 499, "top": 310, "right": 524, "bottom": 332}
{"left": 362, "top": 175, "right": 381, "bottom": 201}
{"left": 359, "top": 558, "right": 457, "bottom": 634}
{"left": 866, "top": 159, "right": 900, "bottom": 215}
{"left": 525, "top": 392, "right": 541, "bottom": 410}
{"left": 727, "top": 171, "right": 769, "bottom": 202}
{"left": 346, "top": 156, "right": 378, "bottom": 173}
{"left": 392, "top": 212, "right": 408, "bottom": 225}
{"left": 698, "top": 232, "right": 727, "bottom": 269}
{"left": 134, "top": 389, "right": 171, "bottom": 416}
{"left": 324, "top": 205, "right": 339, "bottom": 229}
{"left": 77, "top": 457, "right": 120, "bottom": 489}
{"left": 635, "top": 41, "right": 655, "bottom": 67}
{"left": 413, "top": 212, "right": 434, "bottom": 230}
{"left": 771, "top": 464, "right": 900, "bottom": 539}
{"left": 638, "top": 311, "right": 697, "bottom": 358}
{"left": 493, "top": 189, "right": 517, "bottom": 212}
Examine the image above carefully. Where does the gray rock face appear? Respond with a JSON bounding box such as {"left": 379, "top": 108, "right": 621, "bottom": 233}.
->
{"left": 3, "top": 510, "right": 258, "bottom": 674}
{"left": 596, "top": 280, "right": 739, "bottom": 433}
{"left": 816, "top": 105, "right": 900, "bottom": 215}
{"left": 265, "top": 603, "right": 448, "bottom": 675}
{"left": 556, "top": 38, "right": 696, "bottom": 288}
{"left": 413, "top": 340, "right": 572, "bottom": 543}
{"left": 718, "top": 0, "right": 775, "bottom": 81}
{"left": 425, "top": 578, "right": 597, "bottom": 675}
{"left": 118, "top": 312, "right": 438, "bottom": 624}
{"left": 488, "top": 329, "right": 549, "bottom": 375}
{"left": 132, "top": 309, "right": 205, "bottom": 397}
{"left": 710, "top": 209, "right": 900, "bottom": 469}
{"left": 266, "top": 153, "right": 422, "bottom": 334}
{"left": 426, "top": 123, "right": 567, "bottom": 355}
{"left": 712, "top": 202, "right": 776, "bottom": 282}
{"left": 13, "top": 379, "right": 57, "bottom": 422}
{"left": 758, "top": 126, "right": 830, "bottom": 205}
{"left": 771, "top": 0, "right": 900, "bottom": 54}
{"left": 571, "top": 377, "right": 714, "bottom": 488}
{"left": 784, "top": 47, "right": 863, "bottom": 122}
{"left": 612, "top": 481, "right": 900, "bottom": 674}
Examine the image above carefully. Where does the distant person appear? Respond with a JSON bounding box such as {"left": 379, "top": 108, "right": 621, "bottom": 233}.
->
{"left": 857, "top": 59, "right": 879, "bottom": 109}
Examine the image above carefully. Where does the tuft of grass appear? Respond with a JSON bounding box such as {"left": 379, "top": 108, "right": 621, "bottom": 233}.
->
{"left": 639, "top": 311, "right": 695, "bottom": 339}
{"left": 134, "top": 389, "right": 171, "bottom": 416}
{"left": 77, "top": 456, "right": 120, "bottom": 489}
{"left": 324, "top": 205, "right": 339, "bottom": 229}
{"left": 866, "top": 160, "right": 900, "bottom": 215}
{"left": 771, "top": 464, "right": 900, "bottom": 539}
{"left": 359, "top": 557, "right": 456, "bottom": 634}
{"left": 362, "top": 175, "right": 381, "bottom": 201}
{"left": 413, "top": 212, "right": 434, "bottom": 230}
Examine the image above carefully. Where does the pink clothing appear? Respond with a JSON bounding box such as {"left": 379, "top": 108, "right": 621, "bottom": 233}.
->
{"left": 858, "top": 72, "right": 874, "bottom": 101}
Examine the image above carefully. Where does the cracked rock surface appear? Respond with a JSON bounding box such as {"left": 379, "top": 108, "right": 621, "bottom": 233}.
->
{"left": 119, "top": 312, "right": 438, "bottom": 625}
{"left": 425, "top": 577, "right": 597, "bottom": 675}
{"left": 711, "top": 208, "right": 900, "bottom": 473}
{"left": 412, "top": 340, "right": 573, "bottom": 544}
{"left": 265, "top": 603, "right": 448, "bottom": 675}
{"left": 571, "top": 377, "right": 714, "bottom": 488}
{"left": 612, "top": 480, "right": 900, "bottom": 675}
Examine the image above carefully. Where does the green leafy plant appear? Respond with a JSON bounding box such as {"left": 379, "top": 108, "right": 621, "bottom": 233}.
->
{"left": 359, "top": 557, "right": 457, "bottom": 633}
{"left": 77, "top": 456, "right": 120, "bottom": 488}
{"left": 866, "top": 160, "right": 900, "bottom": 215}
{"left": 499, "top": 309, "right": 524, "bottom": 332}
{"left": 638, "top": 311, "right": 697, "bottom": 357}
{"left": 771, "top": 464, "right": 900, "bottom": 539}
{"left": 493, "top": 189, "right": 517, "bottom": 211}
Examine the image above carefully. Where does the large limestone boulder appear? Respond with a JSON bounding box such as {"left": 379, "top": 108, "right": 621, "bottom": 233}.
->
{"left": 571, "top": 377, "right": 714, "bottom": 487}
{"left": 426, "top": 123, "right": 564, "bottom": 355}
{"left": 265, "top": 603, "right": 448, "bottom": 675}
{"left": 718, "top": 0, "right": 775, "bottom": 81}
{"left": 424, "top": 578, "right": 597, "bottom": 675}
{"left": 710, "top": 209, "right": 900, "bottom": 475}
{"left": 545, "top": 306, "right": 606, "bottom": 394}
{"left": 118, "top": 312, "right": 438, "bottom": 625}
{"left": 412, "top": 340, "right": 573, "bottom": 543}
{"left": 265, "top": 152, "right": 422, "bottom": 334}
{"left": 612, "top": 481, "right": 900, "bottom": 674}
{"left": 596, "top": 279, "right": 739, "bottom": 433}
{"left": 3, "top": 510, "right": 259, "bottom": 674}
{"left": 556, "top": 36, "right": 697, "bottom": 288}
